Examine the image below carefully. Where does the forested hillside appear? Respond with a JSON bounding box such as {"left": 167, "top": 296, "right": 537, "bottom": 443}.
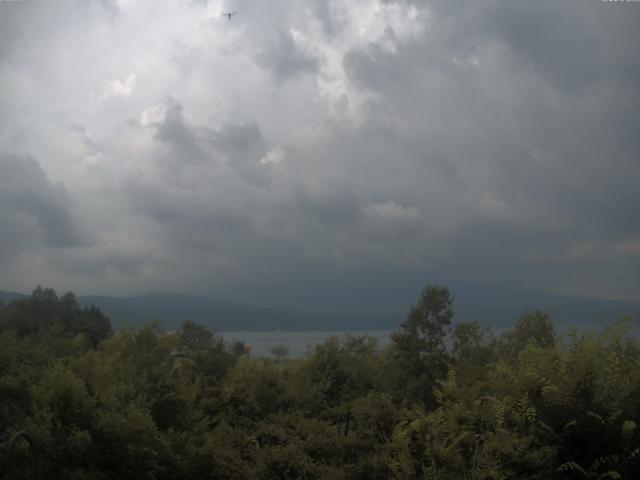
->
{"left": 1, "top": 286, "right": 639, "bottom": 479}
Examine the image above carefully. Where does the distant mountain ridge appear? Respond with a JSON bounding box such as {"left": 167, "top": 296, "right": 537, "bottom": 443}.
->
{"left": 0, "top": 290, "right": 27, "bottom": 303}
{"left": 1, "top": 288, "right": 638, "bottom": 332}
{"left": 78, "top": 292, "right": 396, "bottom": 331}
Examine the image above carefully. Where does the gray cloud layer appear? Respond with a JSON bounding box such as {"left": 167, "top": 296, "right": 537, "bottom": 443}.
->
{"left": 0, "top": 0, "right": 638, "bottom": 307}
{"left": 0, "top": 152, "right": 84, "bottom": 259}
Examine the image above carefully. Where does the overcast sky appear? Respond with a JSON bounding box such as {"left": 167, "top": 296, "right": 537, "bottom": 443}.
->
{"left": 1, "top": 0, "right": 638, "bottom": 309}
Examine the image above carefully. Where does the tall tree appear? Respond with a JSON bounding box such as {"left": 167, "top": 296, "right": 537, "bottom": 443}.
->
{"left": 504, "top": 309, "right": 555, "bottom": 355}
{"left": 391, "top": 285, "right": 454, "bottom": 407}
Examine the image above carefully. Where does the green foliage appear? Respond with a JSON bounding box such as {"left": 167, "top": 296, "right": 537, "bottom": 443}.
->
{"left": 0, "top": 286, "right": 112, "bottom": 347}
{"left": 390, "top": 285, "right": 454, "bottom": 407}
{"left": 503, "top": 309, "right": 556, "bottom": 356}
{"left": 224, "top": 359, "right": 288, "bottom": 423}
{"left": 268, "top": 344, "right": 290, "bottom": 361}
{"left": 1, "top": 285, "right": 639, "bottom": 479}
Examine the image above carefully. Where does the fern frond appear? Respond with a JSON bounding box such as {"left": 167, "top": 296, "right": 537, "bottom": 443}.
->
{"left": 598, "top": 471, "right": 621, "bottom": 480}
{"left": 587, "top": 411, "right": 604, "bottom": 424}
{"left": 557, "top": 461, "right": 587, "bottom": 476}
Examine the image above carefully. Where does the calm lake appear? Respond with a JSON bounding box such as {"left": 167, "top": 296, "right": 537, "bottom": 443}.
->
{"left": 220, "top": 330, "right": 394, "bottom": 357}
{"left": 219, "top": 321, "right": 624, "bottom": 358}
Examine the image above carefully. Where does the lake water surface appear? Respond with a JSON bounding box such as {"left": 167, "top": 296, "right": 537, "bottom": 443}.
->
{"left": 220, "top": 330, "right": 394, "bottom": 357}
{"left": 220, "top": 321, "right": 623, "bottom": 358}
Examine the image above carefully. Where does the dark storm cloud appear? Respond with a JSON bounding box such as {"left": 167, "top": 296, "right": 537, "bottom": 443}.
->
{"left": 310, "top": 0, "right": 335, "bottom": 35}
{"left": 0, "top": 11, "right": 19, "bottom": 62}
{"left": 0, "top": 153, "right": 84, "bottom": 259}
{"left": 254, "top": 29, "right": 320, "bottom": 82}
{"left": 211, "top": 123, "right": 271, "bottom": 187}
{"left": 148, "top": 97, "right": 271, "bottom": 186}
{"left": 213, "top": 123, "right": 264, "bottom": 156}
{"left": 333, "top": 0, "right": 640, "bottom": 299}
{"left": 420, "top": 0, "right": 640, "bottom": 92}
{"left": 294, "top": 184, "right": 362, "bottom": 224}
{"left": 479, "top": 1, "right": 604, "bottom": 92}
{"left": 219, "top": 0, "right": 321, "bottom": 81}
{"left": 94, "top": 0, "right": 119, "bottom": 16}
{"left": 124, "top": 178, "right": 253, "bottom": 237}
{"left": 154, "top": 96, "right": 213, "bottom": 165}
{"left": 46, "top": 248, "right": 154, "bottom": 277}
{"left": 1, "top": 0, "right": 638, "bottom": 302}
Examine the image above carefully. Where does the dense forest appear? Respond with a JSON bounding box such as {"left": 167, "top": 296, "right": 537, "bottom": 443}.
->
{"left": 1, "top": 286, "right": 639, "bottom": 479}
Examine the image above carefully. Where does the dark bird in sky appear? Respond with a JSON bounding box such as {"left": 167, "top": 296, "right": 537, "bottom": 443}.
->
{"left": 222, "top": 12, "right": 237, "bottom": 21}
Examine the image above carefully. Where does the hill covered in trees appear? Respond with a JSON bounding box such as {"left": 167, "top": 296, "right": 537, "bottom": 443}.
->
{"left": 1, "top": 286, "right": 639, "bottom": 479}
{"left": 3, "top": 287, "right": 638, "bottom": 332}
